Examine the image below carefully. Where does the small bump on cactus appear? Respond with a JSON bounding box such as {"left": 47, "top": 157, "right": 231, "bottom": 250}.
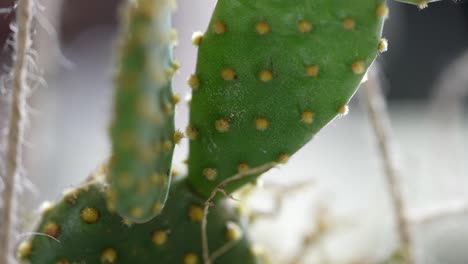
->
{"left": 21, "top": 170, "right": 262, "bottom": 264}
{"left": 187, "top": 0, "right": 387, "bottom": 197}
{"left": 107, "top": 0, "right": 177, "bottom": 223}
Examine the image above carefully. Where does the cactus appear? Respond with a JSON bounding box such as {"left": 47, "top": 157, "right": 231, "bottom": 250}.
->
{"left": 3, "top": 0, "right": 444, "bottom": 263}
{"left": 19, "top": 167, "right": 259, "bottom": 264}
{"left": 107, "top": 0, "right": 178, "bottom": 223}
{"left": 187, "top": 0, "right": 387, "bottom": 196}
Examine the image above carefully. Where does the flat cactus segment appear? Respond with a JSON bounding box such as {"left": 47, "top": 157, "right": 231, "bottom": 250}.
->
{"left": 187, "top": 0, "right": 386, "bottom": 196}
{"left": 21, "top": 177, "right": 261, "bottom": 264}
{"left": 108, "top": 0, "right": 177, "bottom": 222}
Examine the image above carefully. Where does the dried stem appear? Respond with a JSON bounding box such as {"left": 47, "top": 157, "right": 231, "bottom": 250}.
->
{"left": 409, "top": 200, "right": 468, "bottom": 224}
{"left": 288, "top": 206, "right": 332, "bottom": 264}
{"left": 209, "top": 240, "right": 238, "bottom": 262}
{"left": 361, "top": 67, "right": 414, "bottom": 264}
{"left": 0, "top": 0, "right": 33, "bottom": 263}
{"left": 201, "top": 162, "right": 278, "bottom": 264}
{"left": 249, "top": 181, "right": 314, "bottom": 221}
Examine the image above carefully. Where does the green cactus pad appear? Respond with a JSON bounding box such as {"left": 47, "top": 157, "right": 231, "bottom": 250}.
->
{"left": 20, "top": 173, "right": 261, "bottom": 264}
{"left": 187, "top": 0, "right": 386, "bottom": 196}
{"left": 108, "top": 0, "right": 178, "bottom": 222}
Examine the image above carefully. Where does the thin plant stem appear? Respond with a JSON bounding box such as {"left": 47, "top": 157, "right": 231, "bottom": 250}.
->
{"left": 362, "top": 67, "right": 415, "bottom": 264}
{"left": 201, "top": 162, "right": 277, "bottom": 264}
{"left": 0, "top": 0, "right": 33, "bottom": 263}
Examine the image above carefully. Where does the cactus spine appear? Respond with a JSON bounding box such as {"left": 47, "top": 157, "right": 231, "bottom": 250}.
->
{"left": 397, "top": 0, "right": 438, "bottom": 9}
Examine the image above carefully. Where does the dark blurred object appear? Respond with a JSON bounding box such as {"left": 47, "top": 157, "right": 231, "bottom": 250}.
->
{"left": 381, "top": 0, "right": 468, "bottom": 100}
{"left": 0, "top": 0, "right": 15, "bottom": 71}
{"left": 60, "top": 0, "right": 121, "bottom": 43}
{"left": 1, "top": 0, "right": 122, "bottom": 63}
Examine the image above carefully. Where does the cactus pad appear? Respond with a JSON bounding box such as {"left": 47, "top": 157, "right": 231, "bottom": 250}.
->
{"left": 187, "top": 0, "right": 387, "bottom": 196}
{"left": 20, "top": 172, "right": 261, "bottom": 264}
{"left": 108, "top": 0, "right": 177, "bottom": 222}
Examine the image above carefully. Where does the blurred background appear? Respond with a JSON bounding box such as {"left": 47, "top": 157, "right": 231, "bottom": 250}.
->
{"left": 1, "top": 0, "right": 468, "bottom": 263}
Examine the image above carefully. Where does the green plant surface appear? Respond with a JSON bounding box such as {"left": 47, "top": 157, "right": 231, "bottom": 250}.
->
{"left": 107, "top": 0, "right": 178, "bottom": 223}
{"left": 19, "top": 172, "right": 260, "bottom": 264}
{"left": 187, "top": 0, "right": 387, "bottom": 197}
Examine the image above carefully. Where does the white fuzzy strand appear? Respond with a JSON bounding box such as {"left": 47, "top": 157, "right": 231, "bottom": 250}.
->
{"left": 0, "top": 0, "right": 33, "bottom": 263}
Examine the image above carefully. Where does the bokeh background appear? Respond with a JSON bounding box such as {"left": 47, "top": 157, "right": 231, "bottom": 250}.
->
{"left": 1, "top": 0, "right": 468, "bottom": 263}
